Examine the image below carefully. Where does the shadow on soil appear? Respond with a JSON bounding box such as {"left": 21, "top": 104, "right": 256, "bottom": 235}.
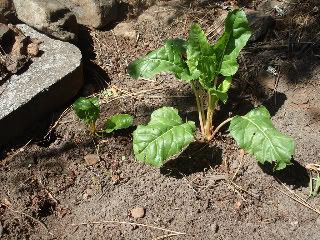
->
{"left": 77, "top": 26, "right": 111, "bottom": 91}
{"left": 259, "top": 159, "right": 310, "bottom": 188}
{"left": 160, "top": 142, "right": 222, "bottom": 178}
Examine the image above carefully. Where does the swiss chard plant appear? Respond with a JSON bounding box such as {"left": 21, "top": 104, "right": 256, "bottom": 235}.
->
{"left": 128, "top": 9, "right": 295, "bottom": 170}
{"left": 73, "top": 97, "right": 133, "bottom": 135}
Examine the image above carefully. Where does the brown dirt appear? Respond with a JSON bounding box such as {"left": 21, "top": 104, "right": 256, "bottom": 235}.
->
{"left": 1, "top": 0, "right": 320, "bottom": 239}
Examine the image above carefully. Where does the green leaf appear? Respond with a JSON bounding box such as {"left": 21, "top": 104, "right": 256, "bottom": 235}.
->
{"left": 187, "top": 23, "right": 217, "bottom": 89}
{"left": 229, "top": 106, "right": 295, "bottom": 170}
{"left": 73, "top": 97, "right": 100, "bottom": 125}
{"left": 214, "top": 9, "right": 251, "bottom": 76}
{"left": 133, "top": 107, "right": 196, "bottom": 167}
{"left": 104, "top": 114, "right": 133, "bottom": 133}
{"left": 209, "top": 76, "right": 232, "bottom": 103}
{"left": 128, "top": 39, "right": 192, "bottom": 81}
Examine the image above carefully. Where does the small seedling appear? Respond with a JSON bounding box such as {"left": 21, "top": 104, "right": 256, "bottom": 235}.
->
{"left": 73, "top": 97, "right": 100, "bottom": 135}
{"left": 128, "top": 9, "right": 295, "bottom": 169}
{"left": 306, "top": 163, "right": 320, "bottom": 197}
{"left": 73, "top": 97, "right": 133, "bottom": 135}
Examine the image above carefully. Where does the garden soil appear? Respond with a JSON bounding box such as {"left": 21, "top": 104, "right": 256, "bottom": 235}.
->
{"left": 1, "top": 0, "right": 320, "bottom": 239}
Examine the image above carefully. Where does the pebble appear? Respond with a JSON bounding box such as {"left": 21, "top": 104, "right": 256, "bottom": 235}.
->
{"left": 83, "top": 189, "right": 93, "bottom": 200}
{"left": 316, "top": 216, "right": 320, "bottom": 226}
{"left": 113, "top": 22, "right": 137, "bottom": 40}
{"left": 210, "top": 221, "right": 219, "bottom": 233}
{"left": 131, "top": 207, "right": 145, "bottom": 219}
{"left": 84, "top": 154, "right": 100, "bottom": 166}
{"left": 290, "top": 221, "right": 299, "bottom": 231}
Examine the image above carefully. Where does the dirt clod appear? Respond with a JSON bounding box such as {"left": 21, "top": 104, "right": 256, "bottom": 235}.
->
{"left": 130, "top": 207, "right": 145, "bottom": 218}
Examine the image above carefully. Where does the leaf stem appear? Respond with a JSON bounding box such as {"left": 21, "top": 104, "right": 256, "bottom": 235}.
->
{"left": 204, "top": 92, "right": 217, "bottom": 140}
{"left": 90, "top": 122, "right": 97, "bottom": 135}
{"left": 209, "top": 117, "right": 233, "bottom": 141}
{"left": 191, "top": 81, "right": 205, "bottom": 136}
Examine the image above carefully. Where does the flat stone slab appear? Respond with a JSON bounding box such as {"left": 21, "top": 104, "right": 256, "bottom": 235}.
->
{"left": 0, "top": 24, "right": 83, "bottom": 146}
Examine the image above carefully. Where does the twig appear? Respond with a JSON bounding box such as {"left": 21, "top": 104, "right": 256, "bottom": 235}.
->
{"left": 2, "top": 204, "right": 53, "bottom": 235}
{"left": 101, "top": 87, "right": 165, "bottom": 105}
{"left": 71, "top": 220, "right": 186, "bottom": 235}
{"left": 225, "top": 181, "right": 246, "bottom": 202}
{"left": 274, "top": 180, "right": 320, "bottom": 215}
{"left": 1, "top": 139, "right": 32, "bottom": 166}
{"left": 229, "top": 181, "right": 260, "bottom": 199}
{"left": 232, "top": 149, "right": 246, "bottom": 181}
{"left": 44, "top": 107, "right": 71, "bottom": 139}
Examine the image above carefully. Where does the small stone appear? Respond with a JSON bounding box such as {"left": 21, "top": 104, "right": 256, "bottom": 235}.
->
{"left": 111, "top": 174, "right": 120, "bottom": 185}
{"left": 84, "top": 154, "right": 100, "bottom": 166}
{"left": 234, "top": 200, "right": 242, "bottom": 210}
{"left": 210, "top": 221, "right": 219, "bottom": 233}
{"left": 3, "top": 198, "right": 12, "bottom": 207}
{"left": 27, "top": 40, "right": 41, "bottom": 57}
{"left": 313, "top": 6, "right": 319, "bottom": 13}
{"left": 290, "top": 220, "right": 299, "bottom": 231}
{"left": 130, "top": 207, "right": 145, "bottom": 219}
{"left": 113, "top": 22, "right": 137, "bottom": 40}
{"left": 83, "top": 188, "right": 93, "bottom": 200}
{"left": 316, "top": 216, "right": 320, "bottom": 226}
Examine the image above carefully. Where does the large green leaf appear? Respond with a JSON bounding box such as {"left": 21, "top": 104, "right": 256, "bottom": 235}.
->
{"left": 133, "top": 107, "right": 196, "bottom": 167}
{"left": 128, "top": 39, "right": 192, "bottom": 81}
{"left": 187, "top": 23, "right": 217, "bottom": 89}
{"left": 73, "top": 97, "right": 100, "bottom": 125}
{"left": 214, "top": 9, "right": 251, "bottom": 76}
{"left": 104, "top": 114, "right": 133, "bottom": 133}
{"left": 229, "top": 106, "right": 295, "bottom": 170}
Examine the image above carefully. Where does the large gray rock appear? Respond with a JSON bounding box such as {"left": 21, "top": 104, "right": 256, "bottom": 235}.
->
{"left": 13, "top": 0, "right": 78, "bottom": 41}
{"left": 65, "top": 0, "right": 118, "bottom": 29}
{"left": 0, "top": 24, "right": 83, "bottom": 146}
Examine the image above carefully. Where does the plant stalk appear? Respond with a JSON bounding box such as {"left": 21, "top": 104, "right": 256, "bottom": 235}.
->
{"left": 191, "top": 81, "right": 206, "bottom": 136}
{"left": 204, "top": 92, "right": 217, "bottom": 140}
{"left": 90, "top": 122, "right": 96, "bottom": 135}
{"left": 208, "top": 117, "right": 233, "bottom": 141}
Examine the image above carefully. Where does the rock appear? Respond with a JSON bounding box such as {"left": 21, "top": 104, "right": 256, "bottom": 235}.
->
{"left": 0, "top": 24, "right": 83, "bottom": 146}
{"left": 113, "top": 22, "right": 137, "bottom": 40}
{"left": 84, "top": 154, "right": 100, "bottom": 166}
{"left": 13, "top": 0, "right": 78, "bottom": 42}
{"left": 247, "top": 11, "right": 275, "bottom": 42}
{"left": 316, "top": 216, "right": 320, "bottom": 226}
{"left": 210, "top": 221, "right": 219, "bottom": 233}
{"left": 130, "top": 207, "right": 145, "bottom": 218}
{"left": 289, "top": 220, "right": 299, "bottom": 231}
{"left": 138, "top": 4, "right": 178, "bottom": 26}
{"left": 83, "top": 188, "right": 93, "bottom": 200}
{"left": 0, "top": 0, "right": 17, "bottom": 23}
{"left": 0, "top": 24, "right": 41, "bottom": 76}
{"left": 64, "top": 0, "right": 118, "bottom": 29}
{"left": 3, "top": 198, "right": 12, "bottom": 207}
